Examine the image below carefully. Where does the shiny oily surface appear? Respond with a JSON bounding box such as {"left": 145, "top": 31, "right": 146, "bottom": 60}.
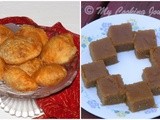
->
{"left": 0, "top": 23, "right": 79, "bottom": 98}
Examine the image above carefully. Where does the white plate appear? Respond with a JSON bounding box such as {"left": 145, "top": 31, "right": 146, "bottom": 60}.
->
{"left": 81, "top": 14, "right": 160, "bottom": 119}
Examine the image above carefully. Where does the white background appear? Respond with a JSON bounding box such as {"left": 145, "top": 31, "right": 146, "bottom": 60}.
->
{"left": 0, "top": 1, "right": 80, "bottom": 33}
{"left": 0, "top": 1, "right": 80, "bottom": 119}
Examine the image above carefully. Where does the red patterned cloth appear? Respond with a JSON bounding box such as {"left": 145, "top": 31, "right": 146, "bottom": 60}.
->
{"left": 36, "top": 72, "right": 80, "bottom": 119}
{"left": 0, "top": 17, "right": 80, "bottom": 119}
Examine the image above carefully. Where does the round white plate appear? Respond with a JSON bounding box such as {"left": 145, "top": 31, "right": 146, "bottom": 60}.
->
{"left": 81, "top": 14, "right": 160, "bottom": 119}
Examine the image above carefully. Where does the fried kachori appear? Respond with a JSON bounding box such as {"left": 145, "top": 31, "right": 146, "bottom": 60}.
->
{"left": 3, "top": 67, "right": 38, "bottom": 92}
{"left": 0, "top": 25, "right": 14, "bottom": 45}
{"left": 0, "top": 58, "right": 5, "bottom": 80}
{"left": 41, "top": 33, "right": 77, "bottom": 64}
{"left": 19, "top": 58, "right": 43, "bottom": 76}
{"left": 0, "top": 24, "right": 77, "bottom": 93}
{"left": 32, "top": 64, "right": 67, "bottom": 87}
{"left": 16, "top": 25, "right": 48, "bottom": 46}
{"left": 0, "top": 36, "right": 42, "bottom": 64}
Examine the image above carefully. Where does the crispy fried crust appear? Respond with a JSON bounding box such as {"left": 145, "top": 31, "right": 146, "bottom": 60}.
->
{"left": 0, "top": 25, "right": 14, "bottom": 45}
{"left": 32, "top": 64, "right": 67, "bottom": 87}
{"left": 0, "top": 36, "right": 42, "bottom": 64}
{"left": 19, "top": 58, "right": 43, "bottom": 76}
{"left": 16, "top": 25, "right": 48, "bottom": 46}
{"left": 0, "top": 58, "right": 5, "bottom": 80}
{"left": 41, "top": 33, "right": 77, "bottom": 64}
{"left": 3, "top": 67, "right": 38, "bottom": 92}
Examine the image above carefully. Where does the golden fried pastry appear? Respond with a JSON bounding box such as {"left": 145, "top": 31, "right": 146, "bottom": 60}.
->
{"left": 19, "top": 58, "right": 43, "bottom": 76}
{"left": 32, "top": 64, "right": 67, "bottom": 87}
{"left": 0, "top": 58, "right": 5, "bottom": 80}
{"left": 41, "top": 33, "right": 77, "bottom": 64}
{"left": 0, "top": 36, "right": 42, "bottom": 64}
{"left": 16, "top": 25, "right": 48, "bottom": 46}
{"left": 3, "top": 67, "right": 38, "bottom": 92}
{"left": 0, "top": 25, "right": 14, "bottom": 45}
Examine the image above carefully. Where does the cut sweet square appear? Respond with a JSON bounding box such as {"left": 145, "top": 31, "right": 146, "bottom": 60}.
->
{"left": 89, "top": 37, "right": 118, "bottom": 66}
{"left": 150, "top": 47, "right": 160, "bottom": 67}
{"left": 96, "top": 74, "right": 126, "bottom": 105}
{"left": 126, "top": 82, "right": 155, "bottom": 112}
{"left": 81, "top": 60, "right": 109, "bottom": 88}
{"left": 134, "top": 30, "right": 157, "bottom": 59}
{"left": 107, "top": 23, "right": 134, "bottom": 52}
{"left": 142, "top": 66, "right": 160, "bottom": 95}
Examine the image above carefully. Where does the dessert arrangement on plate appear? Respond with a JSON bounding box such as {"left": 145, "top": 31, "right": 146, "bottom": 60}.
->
{"left": 82, "top": 21, "right": 160, "bottom": 112}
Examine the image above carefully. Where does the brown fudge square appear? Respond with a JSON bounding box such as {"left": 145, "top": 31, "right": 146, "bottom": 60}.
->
{"left": 142, "top": 66, "right": 160, "bottom": 95}
{"left": 96, "top": 74, "right": 126, "bottom": 105}
{"left": 107, "top": 23, "right": 134, "bottom": 52}
{"left": 81, "top": 61, "right": 109, "bottom": 88}
{"left": 134, "top": 30, "right": 157, "bottom": 59}
{"left": 150, "top": 47, "right": 160, "bottom": 67}
{"left": 126, "top": 82, "right": 155, "bottom": 112}
{"left": 89, "top": 37, "right": 118, "bottom": 66}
